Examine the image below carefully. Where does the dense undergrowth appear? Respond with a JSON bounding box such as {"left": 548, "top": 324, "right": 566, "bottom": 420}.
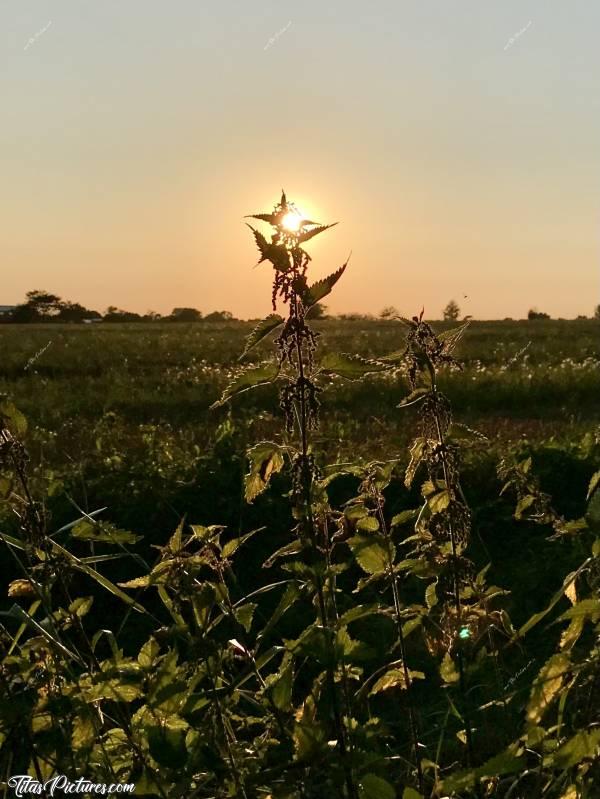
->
{"left": 0, "top": 195, "right": 599, "bottom": 797}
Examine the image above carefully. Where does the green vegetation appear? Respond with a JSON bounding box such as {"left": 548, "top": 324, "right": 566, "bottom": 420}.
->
{"left": 0, "top": 195, "right": 599, "bottom": 797}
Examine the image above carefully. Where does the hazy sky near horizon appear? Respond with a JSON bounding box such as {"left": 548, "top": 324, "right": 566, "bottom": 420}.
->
{"left": 2, "top": 1, "right": 599, "bottom": 319}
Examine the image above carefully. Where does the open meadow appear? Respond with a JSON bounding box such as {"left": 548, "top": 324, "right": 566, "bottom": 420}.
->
{"left": 1, "top": 314, "right": 599, "bottom": 796}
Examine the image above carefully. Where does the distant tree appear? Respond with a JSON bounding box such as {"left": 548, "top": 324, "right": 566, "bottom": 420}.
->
{"left": 337, "top": 312, "right": 375, "bottom": 322}
{"left": 305, "top": 303, "right": 328, "bottom": 320}
{"left": 527, "top": 308, "right": 550, "bottom": 320}
{"left": 379, "top": 306, "right": 399, "bottom": 320}
{"left": 143, "top": 310, "right": 162, "bottom": 321}
{"left": 594, "top": 304, "right": 600, "bottom": 321}
{"left": 576, "top": 315, "right": 588, "bottom": 320}
{"left": 12, "top": 290, "right": 62, "bottom": 322}
{"left": 204, "top": 310, "right": 234, "bottom": 322}
{"left": 442, "top": 300, "right": 460, "bottom": 321}
{"left": 169, "top": 307, "right": 203, "bottom": 322}
{"left": 103, "top": 307, "right": 142, "bottom": 322}
{"left": 56, "top": 302, "right": 101, "bottom": 322}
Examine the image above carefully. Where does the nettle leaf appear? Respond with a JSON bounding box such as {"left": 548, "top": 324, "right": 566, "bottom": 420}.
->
{"left": 319, "top": 352, "right": 387, "bottom": 381}
{"left": 403, "top": 790, "right": 424, "bottom": 799}
{"left": 441, "top": 748, "right": 524, "bottom": 793}
{"left": 586, "top": 469, "right": 600, "bottom": 500}
{"left": 348, "top": 535, "right": 392, "bottom": 575}
{"left": 211, "top": 362, "right": 280, "bottom": 409}
{"left": 390, "top": 508, "right": 419, "bottom": 528}
{"left": 558, "top": 598, "right": 600, "bottom": 623}
{"left": 527, "top": 653, "right": 570, "bottom": 724}
{"left": 246, "top": 224, "right": 290, "bottom": 271}
{"left": 552, "top": 728, "right": 600, "bottom": 769}
{"left": 234, "top": 602, "right": 257, "bottom": 632}
{"left": 358, "top": 773, "right": 396, "bottom": 799}
{"left": 370, "top": 667, "right": 424, "bottom": 694}
{"left": 245, "top": 212, "right": 277, "bottom": 224}
{"left": 439, "top": 320, "right": 470, "bottom": 354}
{"left": 245, "top": 441, "right": 285, "bottom": 502}
{"left": 428, "top": 490, "right": 451, "bottom": 516}
{"left": 440, "top": 652, "right": 460, "bottom": 685}
{"left": 138, "top": 637, "right": 160, "bottom": 669}
{"left": 302, "top": 261, "right": 348, "bottom": 308}
{"left": 405, "top": 438, "right": 426, "bottom": 488}
{"left": 239, "top": 314, "right": 284, "bottom": 360}
{"left": 71, "top": 520, "right": 142, "bottom": 546}
{"left": 297, "top": 222, "right": 338, "bottom": 244}
{"left": 270, "top": 660, "right": 294, "bottom": 710}
{"left": 0, "top": 400, "right": 27, "bottom": 436}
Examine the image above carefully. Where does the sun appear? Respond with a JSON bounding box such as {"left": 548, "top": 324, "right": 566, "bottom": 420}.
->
{"left": 281, "top": 209, "right": 303, "bottom": 232}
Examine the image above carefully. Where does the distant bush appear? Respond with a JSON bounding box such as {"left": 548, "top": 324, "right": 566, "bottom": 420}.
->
{"left": 442, "top": 299, "right": 460, "bottom": 320}
{"left": 528, "top": 308, "right": 551, "bottom": 320}
{"left": 204, "top": 310, "right": 234, "bottom": 322}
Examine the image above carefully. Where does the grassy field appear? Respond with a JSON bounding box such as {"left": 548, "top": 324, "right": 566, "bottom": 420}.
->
{"left": 1, "top": 317, "right": 599, "bottom": 796}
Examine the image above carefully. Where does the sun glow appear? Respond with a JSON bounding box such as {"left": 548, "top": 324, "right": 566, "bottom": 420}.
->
{"left": 281, "top": 209, "right": 303, "bottom": 232}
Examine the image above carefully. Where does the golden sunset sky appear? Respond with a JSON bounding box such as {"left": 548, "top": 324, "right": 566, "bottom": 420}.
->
{"left": 2, "top": 1, "right": 599, "bottom": 319}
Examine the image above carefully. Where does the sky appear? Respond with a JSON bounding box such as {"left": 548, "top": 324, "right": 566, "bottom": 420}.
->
{"left": 1, "top": 0, "right": 599, "bottom": 319}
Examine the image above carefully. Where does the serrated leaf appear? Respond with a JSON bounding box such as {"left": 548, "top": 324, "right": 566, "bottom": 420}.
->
{"left": 138, "top": 637, "right": 160, "bottom": 668}
{"left": 428, "top": 490, "right": 451, "bottom": 515}
{"left": 302, "top": 261, "right": 348, "bottom": 308}
{"left": 297, "top": 223, "right": 337, "bottom": 244}
{"left": 587, "top": 469, "right": 600, "bottom": 500}
{"left": 211, "top": 362, "right": 280, "bottom": 408}
{"left": 271, "top": 662, "right": 294, "bottom": 710}
{"left": 319, "top": 352, "right": 387, "bottom": 381}
{"left": 246, "top": 224, "right": 290, "bottom": 271}
{"left": 390, "top": 509, "right": 419, "bottom": 527}
{"left": 397, "top": 388, "right": 430, "bottom": 408}
{"left": 244, "top": 441, "right": 285, "bottom": 502}
{"left": 370, "top": 667, "right": 424, "bottom": 694}
{"left": 439, "top": 320, "right": 470, "bottom": 354}
{"left": 71, "top": 520, "right": 142, "bottom": 545}
{"left": 234, "top": 602, "right": 257, "bottom": 632}
{"left": 558, "top": 598, "right": 600, "bottom": 622}
{"left": 348, "top": 535, "right": 392, "bottom": 575}
{"left": 552, "top": 728, "right": 600, "bottom": 769}
{"left": 440, "top": 652, "right": 460, "bottom": 684}
{"left": 239, "top": 314, "right": 284, "bottom": 360}
{"left": 442, "top": 748, "right": 524, "bottom": 793}
{"left": 405, "top": 438, "right": 426, "bottom": 488}
{"left": 527, "top": 653, "right": 570, "bottom": 724}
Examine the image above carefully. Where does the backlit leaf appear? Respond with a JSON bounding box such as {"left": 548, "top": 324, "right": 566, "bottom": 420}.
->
{"left": 211, "top": 362, "right": 280, "bottom": 408}
{"left": 527, "top": 653, "right": 570, "bottom": 724}
{"left": 245, "top": 441, "right": 285, "bottom": 502}
{"left": 319, "top": 352, "right": 387, "bottom": 381}
{"left": 240, "top": 313, "right": 284, "bottom": 360}
{"left": 348, "top": 535, "right": 392, "bottom": 575}
{"left": 358, "top": 773, "right": 395, "bottom": 799}
{"left": 302, "top": 261, "right": 348, "bottom": 308}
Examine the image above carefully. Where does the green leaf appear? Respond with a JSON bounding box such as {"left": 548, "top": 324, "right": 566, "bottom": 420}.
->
{"left": 348, "top": 535, "right": 392, "bottom": 575}
{"left": 428, "top": 490, "right": 451, "bottom": 515}
{"left": 586, "top": 469, "right": 600, "bottom": 500}
{"left": 234, "top": 602, "right": 257, "bottom": 632}
{"left": 271, "top": 661, "right": 294, "bottom": 711}
{"left": 211, "top": 362, "right": 280, "bottom": 408}
{"left": 244, "top": 441, "right": 285, "bottom": 502}
{"left": 302, "top": 261, "right": 348, "bottom": 308}
{"left": 402, "top": 790, "right": 423, "bottom": 799}
{"left": 0, "top": 400, "right": 27, "bottom": 436}
{"left": 358, "top": 773, "right": 395, "bottom": 799}
{"left": 390, "top": 509, "right": 419, "bottom": 528}
{"left": 138, "top": 637, "right": 160, "bottom": 668}
{"left": 239, "top": 314, "right": 284, "bottom": 360}
{"left": 357, "top": 516, "right": 379, "bottom": 533}
{"left": 527, "top": 653, "right": 570, "bottom": 724}
{"left": 69, "top": 596, "right": 94, "bottom": 618}
{"left": 552, "top": 728, "right": 600, "bottom": 769}
{"left": 319, "top": 352, "right": 387, "bottom": 381}
{"left": 558, "top": 598, "right": 600, "bottom": 622}
{"left": 405, "top": 438, "right": 426, "bottom": 488}
{"left": 71, "top": 520, "right": 142, "bottom": 545}
{"left": 442, "top": 748, "right": 524, "bottom": 793}
{"left": 370, "top": 667, "right": 424, "bottom": 694}
{"left": 440, "top": 653, "right": 460, "bottom": 685}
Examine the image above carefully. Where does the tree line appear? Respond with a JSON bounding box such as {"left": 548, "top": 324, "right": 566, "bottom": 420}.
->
{"left": 0, "top": 291, "right": 236, "bottom": 324}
